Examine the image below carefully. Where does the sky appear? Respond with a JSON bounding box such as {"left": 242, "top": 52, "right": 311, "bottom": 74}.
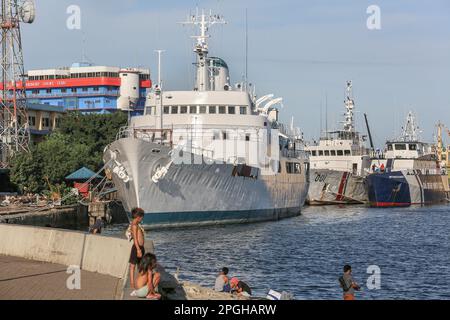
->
{"left": 20, "top": 0, "right": 450, "bottom": 148}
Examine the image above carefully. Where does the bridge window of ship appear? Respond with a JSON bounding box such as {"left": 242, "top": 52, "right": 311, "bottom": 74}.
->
{"left": 286, "top": 162, "right": 302, "bottom": 174}
{"left": 199, "top": 106, "right": 207, "bottom": 114}
{"left": 311, "top": 151, "right": 317, "bottom": 156}
{"left": 319, "top": 151, "right": 324, "bottom": 156}
{"left": 324, "top": 150, "right": 330, "bottom": 156}
{"left": 245, "top": 134, "right": 250, "bottom": 142}
{"left": 222, "top": 131, "right": 227, "bottom": 140}
{"left": 180, "top": 106, "right": 188, "bottom": 114}
{"left": 395, "top": 144, "right": 407, "bottom": 150}
{"left": 163, "top": 106, "right": 170, "bottom": 114}
{"left": 240, "top": 106, "right": 247, "bottom": 115}
{"left": 409, "top": 144, "right": 417, "bottom": 150}
{"left": 228, "top": 106, "right": 236, "bottom": 114}
{"left": 344, "top": 150, "right": 351, "bottom": 156}
{"left": 331, "top": 150, "right": 336, "bottom": 156}
{"left": 171, "top": 106, "right": 179, "bottom": 114}
{"left": 209, "top": 106, "right": 217, "bottom": 114}
{"left": 219, "top": 106, "right": 226, "bottom": 114}
{"left": 189, "top": 106, "right": 197, "bottom": 114}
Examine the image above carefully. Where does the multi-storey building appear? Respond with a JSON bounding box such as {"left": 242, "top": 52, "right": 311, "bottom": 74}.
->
{"left": 25, "top": 63, "right": 152, "bottom": 114}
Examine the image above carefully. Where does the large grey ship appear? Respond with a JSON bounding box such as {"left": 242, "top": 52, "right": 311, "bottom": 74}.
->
{"left": 103, "top": 10, "right": 310, "bottom": 228}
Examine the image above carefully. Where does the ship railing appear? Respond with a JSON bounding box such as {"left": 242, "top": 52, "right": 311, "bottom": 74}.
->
{"left": 116, "top": 126, "right": 174, "bottom": 147}
{"left": 281, "top": 148, "right": 307, "bottom": 159}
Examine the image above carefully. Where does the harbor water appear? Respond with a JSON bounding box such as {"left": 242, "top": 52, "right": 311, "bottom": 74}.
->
{"left": 104, "top": 205, "right": 450, "bottom": 300}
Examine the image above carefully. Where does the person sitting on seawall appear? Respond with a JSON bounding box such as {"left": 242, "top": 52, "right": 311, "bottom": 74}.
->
{"left": 230, "top": 277, "right": 252, "bottom": 297}
{"left": 339, "top": 264, "right": 361, "bottom": 300}
{"left": 214, "top": 267, "right": 231, "bottom": 292}
{"left": 133, "top": 253, "right": 162, "bottom": 300}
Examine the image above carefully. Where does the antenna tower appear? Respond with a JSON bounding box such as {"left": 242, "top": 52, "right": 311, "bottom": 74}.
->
{"left": 0, "top": 0, "right": 35, "bottom": 167}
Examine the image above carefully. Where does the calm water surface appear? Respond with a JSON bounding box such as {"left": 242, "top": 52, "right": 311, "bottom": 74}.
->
{"left": 104, "top": 205, "right": 450, "bottom": 300}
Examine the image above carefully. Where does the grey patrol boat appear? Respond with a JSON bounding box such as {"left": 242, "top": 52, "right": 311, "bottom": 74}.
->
{"left": 103, "top": 10, "right": 310, "bottom": 228}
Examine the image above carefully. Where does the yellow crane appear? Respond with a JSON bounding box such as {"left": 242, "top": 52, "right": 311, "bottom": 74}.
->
{"left": 436, "top": 122, "right": 450, "bottom": 170}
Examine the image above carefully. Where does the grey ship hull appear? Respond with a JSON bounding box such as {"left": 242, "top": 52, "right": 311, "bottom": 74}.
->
{"left": 307, "top": 169, "right": 368, "bottom": 205}
{"left": 104, "top": 137, "right": 309, "bottom": 229}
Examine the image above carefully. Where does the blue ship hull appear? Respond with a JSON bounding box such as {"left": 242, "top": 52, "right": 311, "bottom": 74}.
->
{"left": 367, "top": 171, "right": 448, "bottom": 207}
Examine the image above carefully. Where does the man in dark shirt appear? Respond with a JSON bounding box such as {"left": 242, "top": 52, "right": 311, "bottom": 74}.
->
{"left": 230, "top": 277, "right": 252, "bottom": 297}
{"left": 339, "top": 265, "right": 361, "bottom": 300}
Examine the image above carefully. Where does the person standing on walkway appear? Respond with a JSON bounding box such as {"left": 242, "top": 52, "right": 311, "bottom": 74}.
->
{"left": 339, "top": 265, "right": 361, "bottom": 300}
{"left": 127, "top": 208, "right": 146, "bottom": 291}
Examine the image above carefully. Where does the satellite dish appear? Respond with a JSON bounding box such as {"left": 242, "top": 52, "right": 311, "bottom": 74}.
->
{"left": 20, "top": 0, "right": 36, "bottom": 24}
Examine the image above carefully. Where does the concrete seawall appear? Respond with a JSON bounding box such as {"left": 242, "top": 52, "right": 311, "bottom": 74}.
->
{"left": 0, "top": 224, "right": 132, "bottom": 279}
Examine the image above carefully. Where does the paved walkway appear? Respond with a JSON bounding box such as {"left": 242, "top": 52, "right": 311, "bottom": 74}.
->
{"left": 0, "top": 255, "right": 122, "bottom": 300}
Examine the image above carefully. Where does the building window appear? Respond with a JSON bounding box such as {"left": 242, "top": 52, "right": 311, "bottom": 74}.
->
{"left": 240, "top": 106, "right": 247, "bottom": 115}
{"left": 228, "top": 106, "right": 235, "bottom": 114}
{"left": 42, "top": 118, "right": 50, "bottom": 128}
{"left": 219, "top": 106, "right": 226, "bottom": 114}
{"left": 28, "top": 116, "right": 36, "bottom": 126}
{"left": 209, "top": 106, "right": 216, "bottom": 114}
{"left": 222, "top": 131, "right": 227, "bottom": 140}
{"left": 245, "top": 134, "right": 250, "bottom": 142}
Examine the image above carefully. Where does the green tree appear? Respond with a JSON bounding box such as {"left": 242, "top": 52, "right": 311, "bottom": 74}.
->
{"left": 10, "top": 111, "right": 128, "bottom": 194}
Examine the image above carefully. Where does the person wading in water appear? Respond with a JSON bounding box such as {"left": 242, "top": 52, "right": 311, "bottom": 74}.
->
{"left": 339, "top": 265, "right": 361, "bottom": 300}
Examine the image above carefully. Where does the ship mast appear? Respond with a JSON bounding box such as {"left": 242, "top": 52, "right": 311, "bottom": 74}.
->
{"left": 401, "top": 112, "right": 419, "bottom": 142}
{"left": 343, "top": 80, "right": 355, "bottom": 133}
{"left": 180, "top": 9, "right": 226, "bottom": 92}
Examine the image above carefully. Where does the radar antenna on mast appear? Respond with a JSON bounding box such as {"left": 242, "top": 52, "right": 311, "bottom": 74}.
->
{"left": 0, "top": 0, "right": 35, "bottom": 167}
{"left": 180, "top": 9, "right": 226, "bottom": 92}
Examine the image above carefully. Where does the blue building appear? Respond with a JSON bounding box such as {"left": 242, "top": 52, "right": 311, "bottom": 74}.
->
{"left": 25, "top": 63, "right": 152, "bottom": 114}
